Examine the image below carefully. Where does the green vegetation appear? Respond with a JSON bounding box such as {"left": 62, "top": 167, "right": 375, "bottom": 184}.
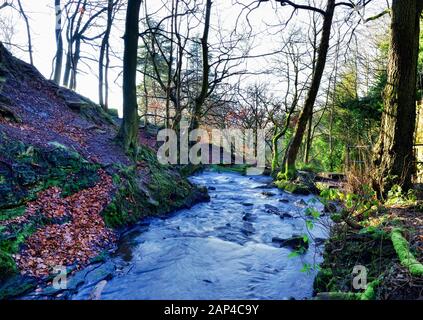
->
{"left": 209, "top": 164, "right": 249, "bottom": 175}
{"left": 102, "top": 146, "right": 207, "bottom": 228}
{"left": 391, "top": 229, "right": 423, "bottom": 277}
{"left": 0, "top": 134, "right": 101, "bottom": 210}
{"left": 0, "top": 134, "right": 102, "bottom": 282}
{"left": 274, "top": 179, "right": 310, "bottom": 195}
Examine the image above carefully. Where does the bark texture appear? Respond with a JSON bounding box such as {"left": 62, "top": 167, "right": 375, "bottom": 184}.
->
{"left": 117, "top": 0, "right": 142, "bottom": 152}
{"left": 373, "top": 0, "right": 422, "bottom": 196}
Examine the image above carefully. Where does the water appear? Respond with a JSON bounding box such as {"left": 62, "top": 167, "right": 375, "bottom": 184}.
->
{"left": 62, "top": 171, "right": 329, "bottom": 300}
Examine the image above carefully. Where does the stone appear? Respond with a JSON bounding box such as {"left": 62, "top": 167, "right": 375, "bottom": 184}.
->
{"left": 314, "top": 238, "right": 326, "bottom": 246}
{"left": 280, "top": 212, "right": 293, "bottom": 219}
{"left": 89, "top": 280, "right": 108, "bottom": 300}
{"left": 242, "top": 212, "right": 256, "bottom": 222}
{"left": 294, "top": 199, "right": 308, "bottom": 207}
{"left": 241, "top": 222, "right": 255, "bottom": 235}
{"left": 324, "top": 202, "right": 337, "bottom": 213}
{"left": 272, "top": 235, "right": 309, "bottom": 251}
{"left": 264, "top": 204, "right": 280, "bottom": 215}
{"left": 261, "top": 191, "right": 275, "bottom": 197}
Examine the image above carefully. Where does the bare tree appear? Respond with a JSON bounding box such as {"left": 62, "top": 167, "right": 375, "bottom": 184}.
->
{"left": 62, "top": 0, "right": 109, "bottom": 89}
{"left": 16, "top": 0, "right": 33, "bottom": 65}
{"left": 117, "top": 0, "right": 142, "bottom": 152}
{"left": 53, "top": 0, "right": 64, "bottom": 84}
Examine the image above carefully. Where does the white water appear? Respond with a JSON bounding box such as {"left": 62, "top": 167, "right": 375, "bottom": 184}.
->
{"left": 69, "top": 171, "right": 329, "bottom": 300}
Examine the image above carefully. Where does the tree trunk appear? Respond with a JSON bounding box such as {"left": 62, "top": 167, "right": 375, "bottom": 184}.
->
{"left": 63, "top": 50, "right": 72, "bottom": 87}
{"left": 303, "top": 113, "right": 313, "bottom": 164}
{"left": 190, "top": 0, "right": 211, "bottom": 131}
{"left": 373, "top": 0, "right": 422, "bottom": 196}
{"left": 281, "top": 0, "right": 335, "bottom": 180}
{"left": 271, "top": 127, "right": 283, "bottom": 175}
{"left": 99, "top": 0, "right": 113, "bottom": 110}
{"left": 117, "top": 0, "right": 141, "bottom": 153}
{"left": 53, "top": 0, "right": 63, "bottom": 84}
{"left": 17, "top": 0, "right": 33, "bottom": 65}
{"left": 69, "top": 36, "right": 81, "bottom": 90}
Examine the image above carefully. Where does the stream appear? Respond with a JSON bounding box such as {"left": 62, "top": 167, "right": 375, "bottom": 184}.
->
{"left": 25, "top": 171, "right": 330, "bottom": 300}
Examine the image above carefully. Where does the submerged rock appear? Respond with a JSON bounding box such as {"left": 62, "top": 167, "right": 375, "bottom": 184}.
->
{"left": 264, "top": 204, "right": 280, "bottom": 214}
{"left": 264, "top": 204, "right": 293, "bottom": 219}
{"left": 261, "top": 191, "right": 276, "bottom": 197}
{"left": 272, "top": 236, "right": 309, "bottom": 251}
{"left": 278, "top": 198, "right": 290, "bottom": 203}
{"left": 242, "top": 212, "right": 256, "bottom": 222}
{"left": 294, "top": 199, "right": 308, "bottom": 207}
{"left": 280, "top": 212, "right": 294, "bottom": 219}
{"left": 241, "top": 222, "right": 255, "bottom": 235}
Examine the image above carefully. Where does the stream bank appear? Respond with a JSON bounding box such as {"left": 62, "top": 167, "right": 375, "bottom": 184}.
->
{"left": 21, "top": 171, "right": 329, "bottom": 300}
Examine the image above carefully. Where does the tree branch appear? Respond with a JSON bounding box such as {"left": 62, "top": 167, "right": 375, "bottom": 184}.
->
{"left": 277, "top": 0, "right": 326, "bottom": 15}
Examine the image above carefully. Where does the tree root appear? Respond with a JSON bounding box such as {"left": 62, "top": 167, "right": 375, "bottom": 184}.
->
{"left": 391, "top": 228, "right": 423, "bottom": 277}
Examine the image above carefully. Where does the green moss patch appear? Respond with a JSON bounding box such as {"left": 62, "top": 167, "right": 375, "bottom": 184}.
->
{"left": 0, "top": 133, "right": 102, "bottom": 288}
{"left": 102, "top": 146, "right": 208, "bottom": 229}
{"left": 391, "top": 228, "right": 423, "bottom": 277}
{"left": 0, "top": 133, "right": 101, "bottom": 210}
{"left": 275, "top": 180, "right": 311, "bottom": 195}
{"left": 313, "top": 230, "right": 395, "bottom": 298}
{"left": 209, "top": 164, "right": 249, "bottom": 175}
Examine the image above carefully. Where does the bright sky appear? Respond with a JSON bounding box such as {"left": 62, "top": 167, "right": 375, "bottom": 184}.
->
{"left": 0, "top": 0, "right": 388, "bottom": 115}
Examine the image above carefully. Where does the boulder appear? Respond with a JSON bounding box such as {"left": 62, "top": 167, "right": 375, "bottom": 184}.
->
{"left": 272, "top": 235, "right": 309, "bottom": 251}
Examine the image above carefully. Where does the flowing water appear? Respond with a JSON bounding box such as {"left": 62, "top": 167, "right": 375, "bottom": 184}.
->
{"left": 27, "top": 171, "right": 330, "bottom": 300}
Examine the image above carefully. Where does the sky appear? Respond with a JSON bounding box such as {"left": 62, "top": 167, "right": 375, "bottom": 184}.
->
{"left": 0, "top": 0, "right": 388, "bottom": 116}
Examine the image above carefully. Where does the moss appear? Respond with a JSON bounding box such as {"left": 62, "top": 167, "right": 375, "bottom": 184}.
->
{"left": 0, "top": 134, "right": 100, "bottom": 210}
{"left": 316, "top": 292, "right": 361, "bottom": 300}
{"left": 103, "top": 146, "right": 207, "bottom": 228}
{"left": 391, "top": 228, "right": 423, "bottom": 277}
{"left": 279, "top": 163, "right": 297, "bottom": 181}
{"left": 316, "top": 279, "right": 380, "bottom": 300}
{"left": 179, "top": 164, "right": 204, "bottom": 177}
{"left": 275, "top": 179, "right": 310, "bottom": 195}
{"left": 331, "top": 213, "right": 343, "bottom": 223}
{"left": 313, "top": 268, "right": 334, "bottom": 292}
{"left": 107, "top": 108, "right": 119, "bottom": 118}
{"left": 209, "top": 164, "right": 248, "bottom": 175}
{"left": 0, "top": 206, "right": 26, "bottom": 221}
{"left": 0, "top": 250, "right": 17, "bottom": 279}
{"left": 0, "top": 275, "right": 37, "bottom": 300}
{"left": 360, "top": 279, "right": 380, "bottom": 300}
{"left": 313, "top": 230, "right": 396, "bottom": 297}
